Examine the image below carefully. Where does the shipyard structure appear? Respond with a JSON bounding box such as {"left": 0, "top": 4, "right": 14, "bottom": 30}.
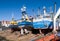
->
{"left": 1, "top": 3, "right": 60, "bottom": 35}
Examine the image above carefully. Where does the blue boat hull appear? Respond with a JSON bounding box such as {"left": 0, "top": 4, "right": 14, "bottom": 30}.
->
{"left": 18, "top": 20, "right": 53, "bottom": 29}
{"left": 32, "top": 20, "right": 53, "bottom": 29}
{"left": 18, "top": 21, "right": 32, "bottom": 27}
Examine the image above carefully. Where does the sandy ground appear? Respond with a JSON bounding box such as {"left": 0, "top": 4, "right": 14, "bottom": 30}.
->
{"left": 0, "top": 29, "right": 54, "bottom": 41}
{"left": 0, "top": 29, "right": 38, "bottom": 41}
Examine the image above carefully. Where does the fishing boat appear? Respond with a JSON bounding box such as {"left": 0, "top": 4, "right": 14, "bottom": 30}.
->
{"left": 17, "top": 6, "right": 32, "bottom": 28}
{"left": 32, "top": 7, "right": 53, "bottom": 29}
{"left": 30, "top": 6, "right": 54, "bottom": 34}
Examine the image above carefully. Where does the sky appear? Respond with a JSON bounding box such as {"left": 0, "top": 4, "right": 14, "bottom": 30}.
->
{"left": 0, "top": 0, "right": 60, "bottom": 21}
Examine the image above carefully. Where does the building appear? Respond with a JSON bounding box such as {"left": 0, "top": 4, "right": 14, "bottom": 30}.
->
{"left": 1, "top": 20, "right": 10, "bottom": 27}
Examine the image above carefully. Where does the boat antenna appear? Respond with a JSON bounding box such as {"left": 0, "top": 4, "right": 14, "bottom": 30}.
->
{"left": 54, "top": 2, "right": 56, "bottom": 14}
{"left": 50, "top": 7, "right": 53, "bottom": 13}
{"left": 32, "top": 9, "right": 36, "bottom": 19}
{"left": 37, "top": 7, "right": 40, "bottom": 17}
{"left": 12, "top": 12, "right": 14, "bottom": 21}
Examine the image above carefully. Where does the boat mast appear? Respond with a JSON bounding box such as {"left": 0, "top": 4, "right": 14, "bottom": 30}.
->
{"left": 12, "top": 13, "right": 14, "bottom": 21}
{"left": 50, "top": 7, "right": 54, "bottom": 20}
{"left": 43, "top": 6, "right": 46, "bottom": 16}
{"left": 21, "top": 6, "right": 26, "bottom": 20}
{"left": 32, "top": 9, "right": 36, "bottom": 19}
{"left": 21, "top": 6, "right": 29, "bottom": 20}
{"left": 37, "top": 7, "right": 41, "bottom": 18}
